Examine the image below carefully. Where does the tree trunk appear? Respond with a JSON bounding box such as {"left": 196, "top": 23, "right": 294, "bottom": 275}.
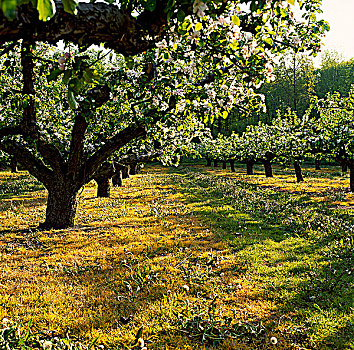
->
{"left": 342, "top": 163, "right": 348, "bottom": 174}
{"left": 121, "top": 165, "right": 129, "bottom": 179}
{"left": 42, "top": 184, "right": 78, "bottom": 229}
{"left": 213, "top": 160, "right": 218, "bottom": 167}
{"left": 315, "top": 159, "right": 321, "bottom": 170}
{"left": 222, "top": 160, "right": 227, "bottom": 169}
{"left": 246, "top": 160, "right": 254, "bottom": 175}
{"left": 350, "top": 162, "right": 354, "bottom": 192}
{"left": 10, "top": 156, "right": 17, "bottom": 173}
{"left": 129, "top": 162, "right": 138, "bottom": 175}
{"left": 95, "top": 176, "right": 111, "bottom": 197}
{"left": 262, "top": 159, "right": 273, "bottom": 177}
{"left": 112, "top": 170, "right": 122, "bottom": 186}
{"left": 206, "top": 157, "right": 212, "bottom": 167}
{"left": 230, "top": 159, "right": 235, "bottom": 172}
{"left": 293, "top": 160, "right": 304, "bottom": 183}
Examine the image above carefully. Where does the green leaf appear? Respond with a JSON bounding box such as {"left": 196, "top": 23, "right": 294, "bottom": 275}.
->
{"left": 62, "top": 69, "right": 73, "bottom": 84}
{"left": 67, "top": 89, "right": 78, "bottom": 110}
{"left": 47, "top": 68, "right": 64, "bottom": 82}
{"left": 287, "top": 0, "right": 295, "bottom": 5}
{"left": 176, "top": 9, "right": 185, "bottom": 22}
{"left": 37, "top": 0, "right": 56, "bottom": 21}
{"left": 232, "top": 15, "right": 240, "bottom": 26}
{"left": 195, "top": 22, "right": 202, "bottom": 31}
{"left": 125, "top": 56, "right": 134, "bottom": 69}
{"left": 222, "top": 110, "right": 228, "bottom": 119}
{"left": 1, "top": 0, "right": 18, "bottom": 20}
{"left": 61, "top": 0, "right": 78, "bottom": 15}
{"left": 141, "top": 0, "right": 156, "bottom": 12}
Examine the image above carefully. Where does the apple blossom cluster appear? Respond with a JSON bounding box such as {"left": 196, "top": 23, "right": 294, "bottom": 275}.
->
{"left": 57, "top": 52, "right": 70, "bottom": 70}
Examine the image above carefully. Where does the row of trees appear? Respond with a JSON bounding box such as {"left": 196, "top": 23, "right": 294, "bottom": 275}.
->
{"left": 197, "top": 88, "right": 354, "bottom": 191}
{"left": 0, "top": 0, "right": 329, "bottom": 229}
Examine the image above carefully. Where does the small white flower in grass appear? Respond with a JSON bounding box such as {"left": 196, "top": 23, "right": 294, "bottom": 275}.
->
{"left": 270, "top": 336, "right": 278, "bottom": 345}
{"left": 42, "top": 341, "right": 53, "bottom": 350}
{"left": 1, "top": 318, "right": 12, "bottom": 328}
{"left": 182, "top": 284, "right": 190, "bottom": 291}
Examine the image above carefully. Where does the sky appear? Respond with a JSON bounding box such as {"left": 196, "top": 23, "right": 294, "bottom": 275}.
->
{"left": 315, "top": 0, "right": 354, "bottom": 63}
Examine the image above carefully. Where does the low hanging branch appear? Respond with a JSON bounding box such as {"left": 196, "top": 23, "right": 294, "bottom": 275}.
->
{"left": 0, "top": 1, "right": 167, "bottom": 56}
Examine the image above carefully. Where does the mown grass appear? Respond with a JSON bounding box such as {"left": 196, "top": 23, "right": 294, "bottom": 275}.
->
{"left": 0, "top": 164, "right": 353, "bottom": 349}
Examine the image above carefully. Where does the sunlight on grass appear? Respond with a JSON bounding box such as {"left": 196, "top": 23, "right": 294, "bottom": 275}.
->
{"left": 0, "top": 165, "right": 353, "bottom": 349}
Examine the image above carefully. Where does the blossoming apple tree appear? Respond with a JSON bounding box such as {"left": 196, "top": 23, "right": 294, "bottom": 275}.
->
{"left": 0, "top": 0, "right": 328, "bottom": 228}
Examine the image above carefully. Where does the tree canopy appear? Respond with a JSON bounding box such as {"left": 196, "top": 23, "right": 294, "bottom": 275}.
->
{"left": 0, "top": 0, "right": 329, "bottom": 228}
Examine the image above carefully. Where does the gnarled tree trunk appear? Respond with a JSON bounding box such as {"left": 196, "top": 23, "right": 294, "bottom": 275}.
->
{"left": 222, "top": 160, "right": 227, "bottom": 169}
{"left": 213, "top": 160, "right": 218, "bottom": 167}
{"left": 230, "top": 159, "right": 235, "bottom": 172}
{"left": 315, "top": 159, "right": 321, "bottom": 170}
{"left": 206, "top": 157, "right": 212, "bottom": 167}
{"left": 42, "top": 181, "right": 78, "bottom": 229}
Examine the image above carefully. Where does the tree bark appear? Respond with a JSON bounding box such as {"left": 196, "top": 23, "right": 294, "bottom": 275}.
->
{"left": 206, "top": 157, "right": 212, "bottom": 167}
{"left": 230, "top": 159, "right": 235, "bottom": 172}
{"left": 112, "top": 170, "right": 122, "bottom": 187}
{"left": 222, "top": 160, "right": 227, "bottom": 169}
{"left": 121, "top": 165, "right": 129, "bottom": 179}
{"left": 350, "top": 162, "right": 354, "bottom": 192}
{"left": 95, "top": 176, "right": 111, "bottom": 197}
{"left": 41, "top": 182, "right": 78, "bottom": 229}
{"left": 293, "top": 160, "right": 304, "bottom": 183}
{"left": 262, "top": 159, "right": 273, "bottom": 177}
{"left": 342, "top": 163, "right": 348, "bottom": 174}
{"left": 10, "top": 156, "right": 17, "bottom": 173}
{"left": 213, "top": 160, "right": 218, "bottom": 167}
{"left": 315, "top": 159, "right": 321, "bottom": 170}
{"left": 246, "top": 159, "right": 254, "bottom": 175}
{"left": 129, "top": 162, "right": 138, "bottom": 175}
{"left": 0, "top": 1, "right": 168, "bottom": 56}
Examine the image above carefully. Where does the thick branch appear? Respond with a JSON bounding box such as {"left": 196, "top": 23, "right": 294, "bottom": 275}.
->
{"left": 0, "top": 140, "right": 53, "bottom": 185}
{"left": 67, "top": 112, "right": 89, "bottom": 180}
{"left": 0, "top": 1, "right": 166, "bottom": 56}
{"left": 85, "top": 123, "right": 146, "bottom": 181}
{"left": 0, "top": 125, "right": 22, "bottom": 138}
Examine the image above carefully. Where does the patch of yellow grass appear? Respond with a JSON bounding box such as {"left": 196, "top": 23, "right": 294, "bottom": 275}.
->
{"left": 0, "top": 167, "right": 288, "bottom": 349}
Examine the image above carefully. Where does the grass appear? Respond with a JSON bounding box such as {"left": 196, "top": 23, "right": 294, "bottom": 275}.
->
{"left": 0, "top": 164, "right": 353, "bottom": 349}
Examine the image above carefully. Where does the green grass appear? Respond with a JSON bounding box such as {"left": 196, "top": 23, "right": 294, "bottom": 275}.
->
{"left": 169, "top": 165, "right": 354, "bottom": 349}
{"left": 0, "top": 165, "right": 353, "bottom": 349}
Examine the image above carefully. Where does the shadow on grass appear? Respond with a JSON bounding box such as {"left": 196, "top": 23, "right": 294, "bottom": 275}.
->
{"left": 168, "top": 165, "right": 354, "bottom": 349}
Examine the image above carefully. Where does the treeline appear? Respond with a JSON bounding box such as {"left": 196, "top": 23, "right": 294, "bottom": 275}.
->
{"left": 207, "top": 50, "right": 354, "bottom": 136}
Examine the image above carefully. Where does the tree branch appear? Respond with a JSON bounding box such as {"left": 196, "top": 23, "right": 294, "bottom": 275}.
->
{"left": 0, "top": 140, "right": 53, "bottom": 185}
{"left": 85, "top": 123, "right": 146, "bottom": 181}
{"left": 0, "top": 1, "right": 166, "bottom": 56}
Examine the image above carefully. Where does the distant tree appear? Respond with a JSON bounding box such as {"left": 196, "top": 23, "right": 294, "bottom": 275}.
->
{"left": 316, "top": 50, "right": 354, "bottom": 98}
{"left": 261, "top": 50, "right": 317, "bottom": 120}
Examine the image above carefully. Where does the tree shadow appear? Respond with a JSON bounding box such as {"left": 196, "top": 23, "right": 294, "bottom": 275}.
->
{"left": 167, "top": 165, "right": 354, "bottom": 349}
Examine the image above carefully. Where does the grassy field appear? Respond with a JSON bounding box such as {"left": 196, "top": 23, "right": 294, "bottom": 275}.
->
{"left": 0, "top": 164, "right": 353, "bottom": 349}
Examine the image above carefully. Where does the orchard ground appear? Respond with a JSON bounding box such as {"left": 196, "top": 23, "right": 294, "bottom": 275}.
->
{"left": 0, "top": 163, "right": 353, "bottom": 350}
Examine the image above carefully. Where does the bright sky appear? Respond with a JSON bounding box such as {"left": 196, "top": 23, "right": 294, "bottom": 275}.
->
{"left": 316, "top": 0, "right": 354, "bottom": 62}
